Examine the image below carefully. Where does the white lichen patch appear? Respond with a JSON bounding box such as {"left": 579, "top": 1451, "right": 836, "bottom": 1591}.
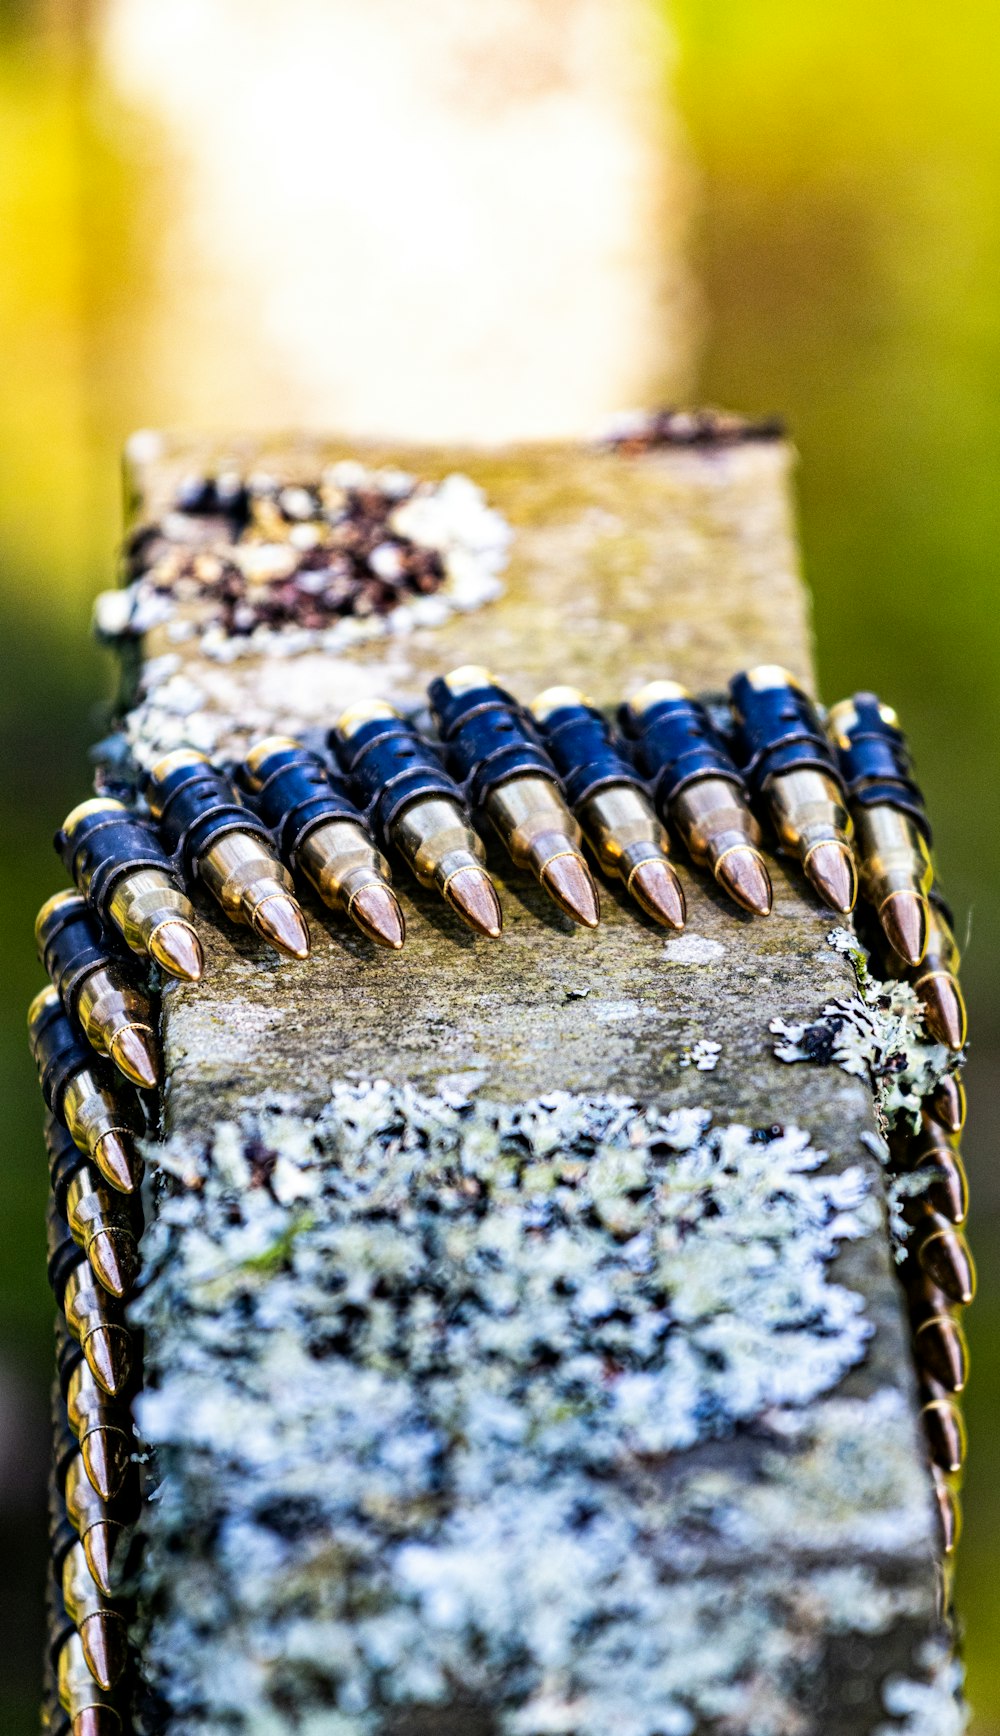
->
{"left": 875, "top": 1638, "right": 969, "bottom": 1736}
{"left": 128, "top": 1083, "right": 917, "bottom": 1736}
{"left": 771, "top": 928, "right": 957, "bottom": 1136}
{"left": 662, "top": 933, "right": 726, "bottom": 966}
{"left": 680, "top": 1039, "right": 721, "bottom": 1071}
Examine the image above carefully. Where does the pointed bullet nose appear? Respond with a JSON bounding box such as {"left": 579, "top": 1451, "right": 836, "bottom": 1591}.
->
{"left": 109, "top": 1024, "right": 160, "bottom": 1090}
{"left": 253, "top": 895, "right": 311, "bottom": 960}
{"left": 930, "top": 1073, "right": 966, "bottom": 1134}
{"left": 80, "top": 1613, "right": 128, "bottom": 1692}
{"left": 350, "top": 882, "right": 406, "bottom": 949}
{"left": 446, "top": 867, "right": 503, "bottom": 938}
{"left": 84, "top": 1522, "right": 131, "bottom": 1598}
{"left": 923, "top": 1148, "right": 968, "bottom": 1227}
{"left": 932, "top": 1472, "right": 962, "bottom": 1555}
{"left": 804, "top": 841, "right": 857, "bottom": 913}
{"left": 880, "top": 891, "right": 929, "bottom": 967}
{"left": 85, "top": 1326, "right": 132, "bottom": 1397}
{"left": 91, "top": 1132, "right": 140, "bottom": 1195}
{"left": 149, "top": 919, "right": 204, "bottom": 983}
{"left": 82, "top": 1431, "right": 132, "bottom": 1503}
{"left": 540, "top": 853, "right": 600, "bottom": 928}
{"left": 630, "top": 859, "right": 686, "bottom": 930}
{"left": 918, "top": 1225, "right": 976, "bottom": 1306}
{"left": 914, "top": 1316, "right": 968, "bottom": 1392}
{"left": 923, "top": 1400, "right": 967, "bottom": 1476}
{"left": 918, "top": 974, "right": 968, "bottom": 1051}
{"left": 88, "top": 1231, "right": 139, "bottom": 1300}
{"left": 715, "top": 847, "right": 773, "bottom": 916}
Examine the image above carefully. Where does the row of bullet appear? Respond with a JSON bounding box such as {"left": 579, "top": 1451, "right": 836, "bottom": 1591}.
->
{"left": 40, "top": 666, "right": 965, "bottom": 1047}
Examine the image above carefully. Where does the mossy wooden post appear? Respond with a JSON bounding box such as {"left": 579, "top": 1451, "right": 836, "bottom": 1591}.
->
{"left": 113, "top": 427, "right": 962, "bottom": 1736}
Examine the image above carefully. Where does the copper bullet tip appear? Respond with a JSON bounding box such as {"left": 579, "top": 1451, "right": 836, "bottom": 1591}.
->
{"left": 918, "top": 1226, "right": 976, "bottom": 1306}
{"left": 349, "top": 883, "right": 406, "bottom": 950}
{"left": 930, "top": 1074, "right": 966, "bottom": 1134}
{"left": 80, "top": 1614, "right": 128, "bottom": 1692}
{"left": 91, "top": 1132, "right": 140, "bottom": 1196}
{"left": 922, "top": 1400, "right": 967, "bottom": 1476}
{"left": 540, "top": 853, "right": 601, "bottom": 928}
{"left": 715, "top": 847, "right": 773, "bottom": 916}
{"left": 148, "top": 919, "right": 204, "bottom": 983}
{"left": 85, "top": 1326, "right": 132, "bottom": 1397}
{"left": 913, "top": 1316, "right": 968, "bottom": 1392}
{"left": 81, "top": 1434, "right": 130, "bottom": 1504}
{"left": 924, "top": 1148, "right": 968, "bottom": 1227}
{"left": 74, "top": 1712, "right": 122, "bottom": 1736}
{"left": 917, "top": 973, "right": 968, "bottom": 1051}
{"left": 84, "top": 1523, "right": 130, "bottom": 1598}
{"left": 879, "top": 890, "right": 929, "bottom": 967}
{"left": 803, "top": 840, "right": 857, "bottom": 913}
{"left": 88, "top": 1231, "right": 139, "bottom": 1301}
{"left": 445, "top": 867, "right": 503, "bottom": 938}
{"left": 629, "top": 859, "right": 686, "bottom": 930}
{"left": 108, "top": 1024, "right": 160, "bottom": 1090}
{"left": 253, "top": 895, "right": 311, "bottom": 960}
{"left": 932, "top": 1472, "right": 962, "bottom": 1556}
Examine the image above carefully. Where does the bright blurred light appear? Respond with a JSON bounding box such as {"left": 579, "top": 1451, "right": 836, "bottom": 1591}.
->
{"left": 101, "top": 0, "right": 696, "bottom": 440}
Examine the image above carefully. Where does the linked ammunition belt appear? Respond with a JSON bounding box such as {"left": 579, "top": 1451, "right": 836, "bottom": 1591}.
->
{"left": 31, "top": 666, "right": 970, "bottom": 1729}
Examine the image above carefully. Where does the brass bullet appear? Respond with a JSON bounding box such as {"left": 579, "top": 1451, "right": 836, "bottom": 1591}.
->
{"left": 931, "top": 1467, "right": 962, "bottom": 1555}
{"left": 46, "top": 1113, "right": 141, "bottom": 1299}
{"left": 920, "top": 1388, "right": 967, "bottom": 1476}
{"left": 620, "top": 680, "right": 772, "bottom": 915}
{"left": 62, "top": 1541, "right": 128, "bottom": 1690}
{"left": 62, "top": 1344, "right": 134, "bottom": 1503}
{"left": 826, "top": 694, "right": 933, "bottom": 965}
{"left": 730, "top": 666, "right": 857, "bottom": 912}
{"left": 897, "top": 1114, "right": 968, "bottom": 1226}
{"left": 50, "top": 1205, "right": 132, "bottom": 1396}
{"left": 914, "top": 1214, "right": 976, "bottom": 1305}
{"left": 57, "top": 1632, "right": 123, "bottom": 1736}
{"left": 429, "top": 667, "right": 599, "bottom": 928}
{"left": 146, "top": 750, "right": 310, "bottom": 959}
{"left": 905, "top": 893, "right": 967, "bottom": 1051}
{"left": 911, "top": 1296, "right": 969, "bottom": 1393}
{"left": 57, "top": 796, "right": 203, "bottom": 981}
{"left": 530, "top": 685, "right": 686, "bottom": 928}
{"left": 239, "top": 736, "right": 406, "bottom": 948}
{"left": 929, "top": 1073, "right": 966, "bottom": 1135}
{"left": 35, "top": 891, "right": 161, "bottom": 1087}
{"left": 333, "top": 700, "right": 503, "bottom": 937}
{"left": 64, "top": 1454, "right": 135, "bottom": 1596}
{"left": 29, "top": 989, "right": 142, "bottom": 1193}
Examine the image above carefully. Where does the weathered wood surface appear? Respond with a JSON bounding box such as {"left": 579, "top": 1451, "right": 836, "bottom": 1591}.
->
{"left": 117, "top": 432, "right": 960, "bottom": 1736}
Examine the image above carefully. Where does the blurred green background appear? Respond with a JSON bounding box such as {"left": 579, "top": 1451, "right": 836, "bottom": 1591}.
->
{"left": 1, "top": 1, "right": 997, "bottom": 1728}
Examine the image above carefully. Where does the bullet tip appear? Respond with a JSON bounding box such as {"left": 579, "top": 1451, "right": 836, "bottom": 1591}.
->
{"left": 629, "top": 858, "right": 686, "bottom": 930}
{"left": 923, "top": 1402, "right": 967, "bottom": 1476}
{"left": 85, "top": 1326, "right": 132, "bottom": 1397}
{"left": 445, "top": 867, "right": 503, "bottom": 938}
{"left": 74, "top": 1712, "right": 121, "bottom": 1736}
{"left": 108, "top": 1023, "right": 160, "bottom": 1090}
{"left": 880, "top": 890, "right": 929, "bottom": 967}
{"left": 91, "top": 1132, "right": 140, "bottom": 1196}
{"left": 919, "top": 1228, "right": 977, "bottom": 1306}
{"left": 930, "top": 1074, "right": 966, "bottom": 1134}
{"left": 253, "top": 895, "right": 311, "bottom": 960}
{"left": 350, "top": 882, "right": 406, "bottom": 949}
{"left": 715, "top": 847, "right": 773, "bottom": 916}
{"left": 80, "top": 1615, "right": 128, "bottom": 1692}
{"left": 917, "top": 973, "right": 968, "bottom": 1051}
{"left": 803, "top": 840, "right": 857, "bottom": 913}
{"left": 82, "top": 1433, "right": 132, "bottom": 1504}
{"left": 149, "top": 919, "right": 204, "bottom": 982}
{"left": 540, "top": 853, "right": 601, "bottom": 928}
{"left": 933, "top": 1472, "right": 962, "bottom": 1555}
{"left": 88, "top": 1231, "right": 139, "bottom": 1301}
{"left": 84, "top": 1523, "right": 129, "bottom": 1598}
